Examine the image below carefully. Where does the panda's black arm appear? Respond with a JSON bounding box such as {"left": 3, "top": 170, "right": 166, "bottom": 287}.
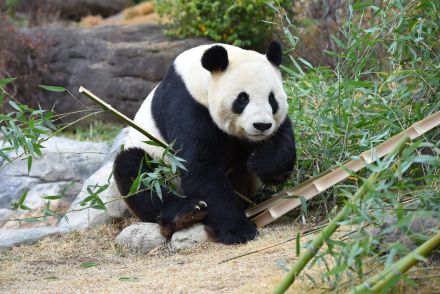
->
{"left": 247, "top": 116, "right": 296, "bottom": 184}
{"left": 177, "top": 138, "right": 257, "bottom": 244}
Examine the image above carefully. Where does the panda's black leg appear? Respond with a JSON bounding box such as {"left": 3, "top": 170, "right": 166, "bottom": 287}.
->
{"left": 247, "top": 117, "right": 296, "bottom": 184}
{"left": 114, "top": 148, "right": 163, "bottom": 222}
{"left": 114, "top": 148, "right": 208, "bottom": 237}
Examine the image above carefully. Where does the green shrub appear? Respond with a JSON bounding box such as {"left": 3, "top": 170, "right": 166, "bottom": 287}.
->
{"left": 154, "top": 0, "right": 288, "bottom": 49}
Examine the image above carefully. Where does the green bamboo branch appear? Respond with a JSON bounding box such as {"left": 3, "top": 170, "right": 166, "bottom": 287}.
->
{"left": 78, "top": 86, "right": 169, "bottom": 150}
{"left": 273, "top": 135, "right": 410, "bottom": 294}
{"left": 350, "top": 232, "right": 440, "bottom": 294}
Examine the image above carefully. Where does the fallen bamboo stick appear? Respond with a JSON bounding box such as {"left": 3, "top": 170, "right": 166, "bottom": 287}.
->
{"left": 249, "top": 110, "right": 440, "bottom": 228}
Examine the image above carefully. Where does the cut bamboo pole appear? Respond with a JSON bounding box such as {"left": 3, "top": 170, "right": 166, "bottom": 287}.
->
{"left": 78, "top": 86, "right": 169, "bottom": 149}
{"left": 249, "top": 110, "right": 440, "bottom": 228}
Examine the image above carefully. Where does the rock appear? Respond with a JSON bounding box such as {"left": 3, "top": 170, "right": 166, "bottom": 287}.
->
{"left": 18, "top": 0, "right": 131, "bottom": 21}
{"left": 170, "top": 224, "right": 209, "bottom": 251}
{"left": 58, "top": 0, "right": 131, "bottom": 20}
{"left": 105, "top": 180, "right": 130, "bottom": 219}
{"left": 0, "top": 177, "right": 40, "bottom": 209}
{"left": 0, "top": 208, "right": 12, "bottom": 228}
{"left": 59, "top": 162, "right": 129, "bottom": 231}
{"left": 106, "top": 127, "right": 129, "bottom": 162}
{"left": 0, "top": 201, "right": 70, "bottom": 230}
{"left": 0, "top": 137, "right": 108, "bottom": 209}
{"left": 1, "top": 137, "right": 109, "bottom": 182}
{"left": 23, "top": 182, "right": 82, "bottom": 209}
{"left": 21, "top": 24, "right": 207, "bottom": 121}
{"left": 0, "top": 226, "right": 68, "bottom": 252}
{"left": 0, "top": 182, "right": 77, "bottom": 230}
{"left": 115, "top": 223, "right": 166, "bottom": 254}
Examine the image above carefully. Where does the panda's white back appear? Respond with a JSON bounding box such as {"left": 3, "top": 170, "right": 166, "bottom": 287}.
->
{"left": 124, "top": 85, "right": 166, "bottom": 159}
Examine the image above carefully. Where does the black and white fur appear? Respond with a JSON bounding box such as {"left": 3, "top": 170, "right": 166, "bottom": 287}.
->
{"left": 114, "top": 41, "right": 296, "bottom": 244}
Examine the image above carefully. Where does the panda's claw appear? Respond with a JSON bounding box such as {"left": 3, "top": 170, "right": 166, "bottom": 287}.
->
{"left": 198, "top": 201, "right": 208, "bottom": 208}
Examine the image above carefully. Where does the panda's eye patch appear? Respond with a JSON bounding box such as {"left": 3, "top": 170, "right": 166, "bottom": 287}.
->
{"left": 269, "top": 92, "right": 279, "bottom": 114}
{"left": 232, "top": 92, "right": 249, "bottom": 114}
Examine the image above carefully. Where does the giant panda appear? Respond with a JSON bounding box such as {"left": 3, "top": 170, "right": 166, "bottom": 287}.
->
{"left": 113, "top": 41, "right": 296, "bottom": 244}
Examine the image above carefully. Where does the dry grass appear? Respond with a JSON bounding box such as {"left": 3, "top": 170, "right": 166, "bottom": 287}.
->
{"left": 0, "top": 220, "right": 323, "bottom": 293}
{"left": 0, "top": 219, "right": 438, "bottom": 293}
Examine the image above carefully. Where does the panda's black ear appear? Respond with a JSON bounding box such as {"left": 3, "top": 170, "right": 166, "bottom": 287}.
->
{"left": 266, "top": 41, "right": 283, "bottom": 67}
{"left": 201, "top": 45, "right": 229, "bottom": 72}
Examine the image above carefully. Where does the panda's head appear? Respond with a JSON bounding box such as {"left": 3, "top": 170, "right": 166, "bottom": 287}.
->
{"left": 201, "top": 41, "right": 287, "bottom": 142}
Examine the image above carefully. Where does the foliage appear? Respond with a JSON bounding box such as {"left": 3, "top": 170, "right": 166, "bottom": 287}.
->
{"left": 279, "top": 0, "right": 440, "bottom": 291}
{"left": 154, "top": 0, "right": 289, "bottom": 49}
{"left": 4, "top": 0, "right": 19, "bottom": 17}
{"left": 0, "top": 78, "right": 56, "bottom": 171}
{"left": 127, "top": 141, "right": 186, "bottom": 202}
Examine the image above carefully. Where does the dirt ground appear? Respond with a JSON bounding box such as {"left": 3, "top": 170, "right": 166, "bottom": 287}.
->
{"left": 0, "top": 220, "right": 321, "bottom": 293}
{"left": 0, "top": 220, "right": 438, "bottom": 293}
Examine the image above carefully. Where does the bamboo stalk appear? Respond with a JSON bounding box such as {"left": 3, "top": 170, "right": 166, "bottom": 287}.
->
{"left": 249, "top": 110, "right": 440, "bottom": 228}
{"left": 349, "top": 232, "right": 440, "bottom": 294}
{"left": 78, "top": 86, "right": 169, "bottom": 149}
{"left": 273, "top": 136, "right": 410, "bottom": 294}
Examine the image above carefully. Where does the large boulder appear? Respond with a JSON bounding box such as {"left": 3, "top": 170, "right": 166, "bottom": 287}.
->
{"left": 0, "top": 226, "right": 68, "bottom": 252}
{"left": 56, "top": 0, "right": 131, "bottom": 20}
{"left": 0, "top": 137, "right": 108, "bottom": 209}
{"left": 59, "top": 162, "right": 130, "bottom": 231}
{"left": 23, "top": 24, "right": 206, "bottom": 122}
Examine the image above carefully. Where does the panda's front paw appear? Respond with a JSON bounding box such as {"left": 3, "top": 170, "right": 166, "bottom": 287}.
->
{"left": 206, "top": 217, "right": 258, "bottom": 244}
{"left": 247, "top": 152, "right": 287, "bottom": 184}
{"left": 247, "top": 142, "right": 294, "bottom": 184}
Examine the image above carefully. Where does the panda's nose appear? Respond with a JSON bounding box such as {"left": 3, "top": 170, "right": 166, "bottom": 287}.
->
{"left": 253, "top": 122, "right": 272, "bottom": 132}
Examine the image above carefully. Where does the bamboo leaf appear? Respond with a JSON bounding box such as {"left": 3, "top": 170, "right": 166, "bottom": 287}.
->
{"left": 41, "top": 195, "right": 62, "bottom": 200}
{"left": 38, "top": 85, "right": 66, "bottom": 92}
{"left": 0, "top": 77, "right": 16, "bottom": 86}
{"left": 296, "top": 232, "right": 301, "bottom": 256}
{"left": 80, "top": 262, "right": 98, "bottom": 268}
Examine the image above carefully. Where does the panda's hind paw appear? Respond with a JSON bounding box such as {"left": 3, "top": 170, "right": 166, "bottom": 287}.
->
{"left": 206, "top": 218, "right": 258, "bottom": 244}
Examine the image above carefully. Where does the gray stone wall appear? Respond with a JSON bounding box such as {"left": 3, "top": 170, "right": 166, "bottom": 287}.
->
{"left": 24, "top": 24, "right": 206, "bottom": 121}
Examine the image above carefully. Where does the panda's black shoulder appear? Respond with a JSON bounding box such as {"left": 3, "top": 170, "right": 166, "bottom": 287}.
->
{"left": 151, "top": 63, "right": 229, "bottom": 148}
